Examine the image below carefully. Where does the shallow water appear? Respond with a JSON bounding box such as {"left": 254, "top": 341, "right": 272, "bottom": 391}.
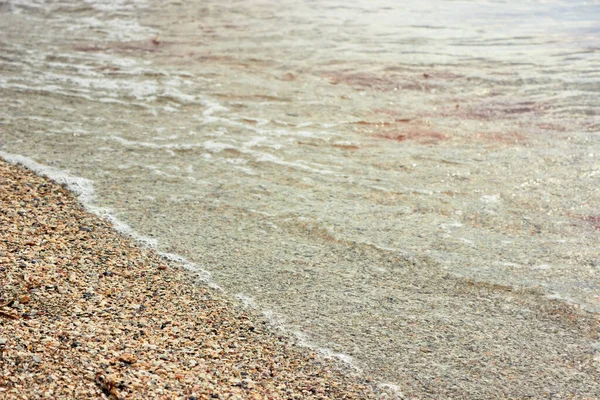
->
{"left": 1, "top": 0, "right": 600, "bottom": 394}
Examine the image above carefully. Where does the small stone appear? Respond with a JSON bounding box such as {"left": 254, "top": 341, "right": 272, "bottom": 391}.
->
{"left": 118, "top": 353, "right": 137, "bottom": 364}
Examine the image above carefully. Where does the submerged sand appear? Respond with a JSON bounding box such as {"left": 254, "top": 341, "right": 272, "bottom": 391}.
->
{"left": 1, "top": 157, "right": 600, "bottom": 399}
{"left": 0, "top": 160, "right": 374, "bottom": 399}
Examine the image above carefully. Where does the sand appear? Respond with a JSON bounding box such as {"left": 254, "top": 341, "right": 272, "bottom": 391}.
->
{"left": 0, "top": 160, "right": 375, "bottom": 399}
{"left": 2, "top": 157, "right": 600, "bottom": 399}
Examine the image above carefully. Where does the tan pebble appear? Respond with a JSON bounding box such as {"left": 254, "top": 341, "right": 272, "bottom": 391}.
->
{"left": 118, "top": 353, "right": 137, "bottom": 364}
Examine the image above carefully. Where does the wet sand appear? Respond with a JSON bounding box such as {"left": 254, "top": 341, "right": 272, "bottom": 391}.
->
{"left": 0, "top": 159, "right": 374, "bottom": 399}
{"left": 2, "top": 0, "right": 600, "bottom": 395}
{"left": 2, "top": 157, "right": 600, "bottom": 399}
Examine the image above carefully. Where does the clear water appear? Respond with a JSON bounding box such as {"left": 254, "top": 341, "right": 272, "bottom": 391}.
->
{"left": 1, "top": 0, "right": 600, "bottom": 394}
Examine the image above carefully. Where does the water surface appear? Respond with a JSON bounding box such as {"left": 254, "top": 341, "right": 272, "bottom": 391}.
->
{"left": 1, "top": 0, "right": 600, "bottom": 396}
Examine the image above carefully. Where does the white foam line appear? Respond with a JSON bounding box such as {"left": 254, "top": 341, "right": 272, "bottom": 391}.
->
{"left": 0, "top": 151, "right": 362, "bottom": 379}
{"left": 83, "top": 0, "right": 150, "bottom": 13}
{"left": 0, "top": 151, "right": 159, "bottom": 247}
{"left": 236, "top": 295, "right": 361, "bottom": 372}
{"left": 234, "top": 294, "right": 255, "bottom": 307}
{"left": 1, "top": 152, "right": 96, "bottom": 204}
{"left": 157, "top": 252, "right": 220, "bottom": 290}
{"left": 109, "top": 136, "right": 203, "bottom": 150}
{"left": 200, "top": 139, "right": 335, "bottom": 176}
{"left": 376, "top": 383, "right": 406, "bottom": 399}
{"left": 293, "top": 331, "right": 358, "bottom": 370}
{"left": 200, "top": 98, "right": 229, "bottom": 116}
{"left": 0, "top": 82, "right": 151, "bottom": 109}
{"left": 0, "top": 151, "right": 222, "bottom": 288}
{"left": 267, "top": 312, "right": 361, "bottom": 372}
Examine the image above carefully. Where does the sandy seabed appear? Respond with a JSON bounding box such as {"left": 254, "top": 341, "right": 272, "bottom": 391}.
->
{"left": 1, "top": 158, "right": 600, "bottom": 399}
{"left": 0, "top": 160, "right": 374, "bottom": 399}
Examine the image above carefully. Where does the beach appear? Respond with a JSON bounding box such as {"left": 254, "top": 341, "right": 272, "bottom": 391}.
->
{"left": 2, "top": 0, "right": 600, "bottom": 397}
{"left": 2, "top": 158, "right": 600, "bottom": 399}
{"left": 0, "top": 160, "right": 375, "bottom": 399}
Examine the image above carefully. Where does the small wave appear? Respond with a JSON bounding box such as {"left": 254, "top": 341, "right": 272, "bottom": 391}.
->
{"left": 0, "top": 151, "right": 158, "bottom": 248}
{"left": 0, "top": 151, "right": 361, "bottom": 374}
{"left": 109, "top": 136, "right": 204, "bottom": 150}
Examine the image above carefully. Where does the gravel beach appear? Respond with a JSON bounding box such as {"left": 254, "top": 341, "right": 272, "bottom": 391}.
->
{"left": 2, "top": 158, "right": 600, "bottom": 399}
{"left": 2, "top": 0, "right": 600, "bottom": 398}
{"left": 0, "top": 160, "right": 375, "bottom": 399}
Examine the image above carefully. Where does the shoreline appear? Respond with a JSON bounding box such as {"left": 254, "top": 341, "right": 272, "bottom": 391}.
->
{"left": 2, "top": 156, "right": 600, "bottom": 399}
{"left": 0, "top": 159, "right": 376, "bottom": 399}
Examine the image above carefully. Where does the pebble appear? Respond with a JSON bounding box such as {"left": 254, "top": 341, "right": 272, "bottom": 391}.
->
{"left": 0, "top": 160, "right": 374, "bottom": 399}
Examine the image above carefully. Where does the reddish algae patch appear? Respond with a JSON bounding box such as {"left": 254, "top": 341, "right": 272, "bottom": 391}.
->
{"left": 332, "top": 144, "right": 360, "bottom": 151}
{"left": 476, "top": 131, "right": 527, "bottom": 145}
{"left": 323, "top": 71, "right": 431, "bottom": 92}
{"left": 536, "top": 123, "right": 567, "bottom": 132}
{"left": 582, "top": 215, "right": 600, "bottom": 230}
{"left": 459, "top": 100, "right": 549, "bottom": 121}
{"left": 375, "top": 129, "right": 448, "bottom": 144}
